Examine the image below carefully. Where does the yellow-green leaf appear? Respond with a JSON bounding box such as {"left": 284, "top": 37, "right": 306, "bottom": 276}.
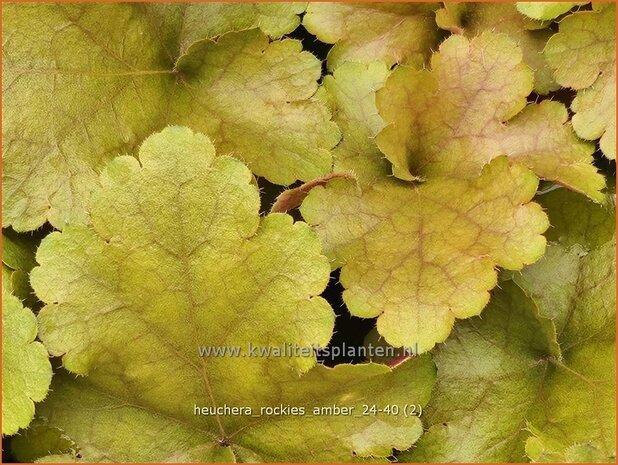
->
{"left": 31, "top": 360, "right": 434, "bottom": 462}
{"left": 301, "top": 157, "right": 548, "bottom": 352}
{"left": 516, "top": 2, "right": 587, "bottom": 20}
{"left": 2, "top": 292, "right": 52, "bottom": 435}
{"left": 3, "top": 3, "right": 339, "bottom": 231}
{"left": 376, "top": 32, "right": 605, "bottom": 200}
{"left": 26, "top": 127, "right": 435, "bottom": 462}
{"left": 35, "top": 455, "right": 78, "bottom": 463}
{"left": 436, "top": 3, "right": 559, "bottom": 94}
{"left": 545, "top": 4, "right": 616, "bottom": 159}
{"left": 3, "top": 229, "right": 37, "bottom": 273}
{"left": 303, "top": 3, "right": 442, "bottom": 70}
{"left": 403, "top": 187, "right": 616, "bottom": 462}
{"left": 318, "top": 61, "right": 391, "bottom": 184}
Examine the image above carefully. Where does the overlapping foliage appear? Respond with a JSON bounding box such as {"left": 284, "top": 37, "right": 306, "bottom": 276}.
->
{"left": 2, "top": 2, "right": 615, "bottom": 463}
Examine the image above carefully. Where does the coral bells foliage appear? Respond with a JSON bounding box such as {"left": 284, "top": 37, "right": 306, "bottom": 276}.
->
{"left": 2, "top": 3, "right": 616, "bottom": 463}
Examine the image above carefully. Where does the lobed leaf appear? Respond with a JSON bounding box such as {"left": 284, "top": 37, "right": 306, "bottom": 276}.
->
{"left": 2, "top": 3, "right": 339, "bottom": 231}
{"left": 303, "top": 3, "right": 442, "bottom": 70}
{"left": 301, "top": 157, "right": 548, "bottom": 352}
{"left": 30, "top": 360, "right": 435, "bottom": 462}
{"left": 141, "top": 3, "right": 307, "bottom": 58}
{"left": 318, "top": 61, "right": 392, "bottom": 184}
{"left": 2, "top": 292, "right": 52, "bottom": 435}
{"left": 25, "top": 127, "right": 435, "bottom": 462}
{"left": 11, "top": 419, "right": 78, "bottom": 463}
{"left": 3, "top": 229, "right": 37, "bottom": 273}
{"left": 376, "top": 32, "right": 605, "bottom": 200}
{"left": 403, "top": 187, "right": 616, "bottom": 462}
{"left": 545, "top": 4, "right": 616, "bottom": 159}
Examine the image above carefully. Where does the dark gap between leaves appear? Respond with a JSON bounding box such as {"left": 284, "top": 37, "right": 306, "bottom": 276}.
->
{"left": 593, "top": 145, "right": 616, "bottom": 178}
{"left": 318, "top": 269, "right": 377, "bottom": 367}
{"left": 286, "top": 23, "right": 332, "bottom": 82}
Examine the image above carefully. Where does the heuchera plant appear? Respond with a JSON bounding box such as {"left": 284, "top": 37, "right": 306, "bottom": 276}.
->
{"left": 2, "top": 2, "right": 616, "bottom": 463}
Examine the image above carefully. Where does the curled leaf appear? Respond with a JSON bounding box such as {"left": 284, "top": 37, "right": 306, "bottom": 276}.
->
{"left": 270, "top": 173, "right": 355, "bottom": 214}
{"left": 376, "top": 32, "right": 605, "bottom": 200}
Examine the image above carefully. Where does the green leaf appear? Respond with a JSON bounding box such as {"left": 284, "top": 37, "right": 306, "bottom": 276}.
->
{"left": 301, "top": 157, "right": 548, "bottom": 352}
{"left": 403, "top": 281, "right": 560, "bottom": 462}
{"left": 516, "top": 2, "right": 587, "bottom": 20}
{"left": 436, "top": 3, "right": 558, "bottom": 94}
{"left": 27, "top": 127, "right": 435, "bottom": 461}
{"left": 11, "top": 419, "right": 78, "bottom": 463}
{"left": 545, "top": 4, "right": 616, "bottom": 159}
{"left": 513, "top": 189, "right": 616, "bottom": 463}
{"left": 376, "top": 32, "right": 605, "bottom": 200}
{"left": 3, "top": 3, "right": 339, "bottom": 231}
{"left": 402, "top": 187, "right": 616, "bottom": 462}
{"left": 303, "top": 3, "right": 442, "bottom": 70}
{"left": 4, "top": 268, "right": 33, "bottom": 307}
{"left": 512, "top": 188, "right": 616, "bottom": 331}
{"left": 540, "top": 186, "right": 616, "bottom": 249}
{"left": 31, "top": 360, "right": 435, "bottom": 462}
{"left": 2, "top": 291, "right": 53, "bottom": 435}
